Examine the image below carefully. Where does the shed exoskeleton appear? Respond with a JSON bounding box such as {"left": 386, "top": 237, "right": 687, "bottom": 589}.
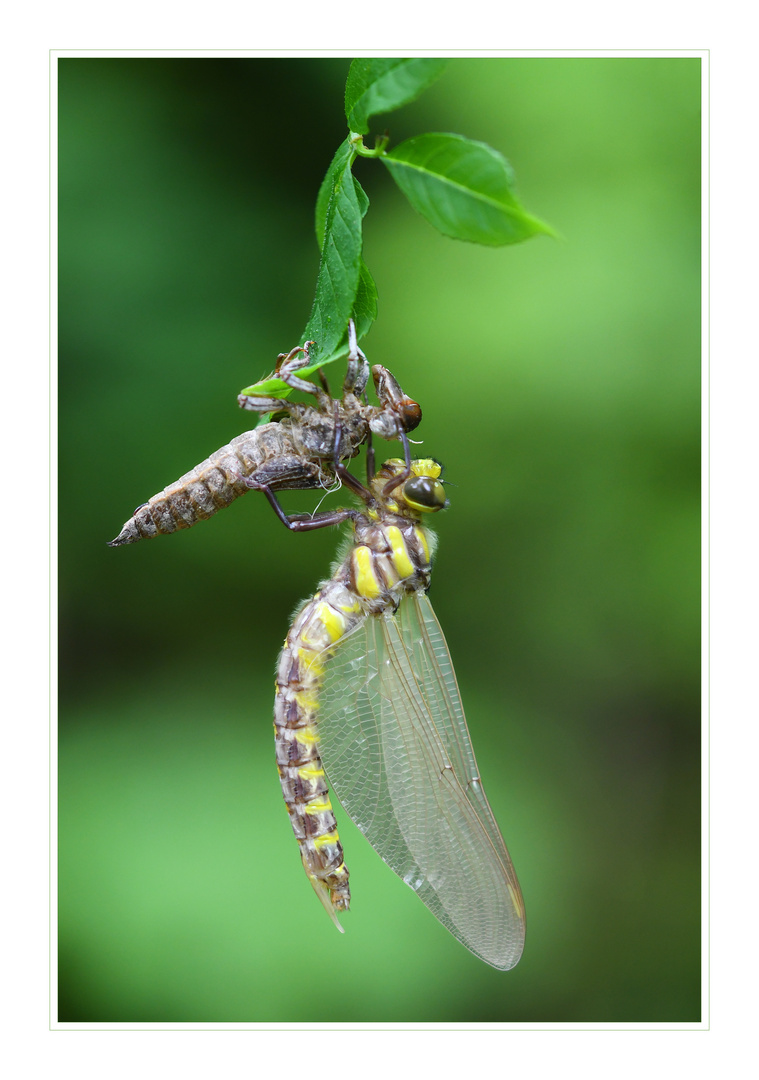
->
{"left": 109, "top": 323, "right": 421, "bottom": 546}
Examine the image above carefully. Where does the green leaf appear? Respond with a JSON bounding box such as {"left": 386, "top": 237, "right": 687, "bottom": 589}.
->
{"left": 302, "top": 165, "right": 366, "bottom": 362}
{"left": 241, "top": 166, "right": 372, "bottom": 400}
{"left": 345, "top": 58, "right": 448, "bottom": 135}
{"left": 352, "top": 258, "right": 378, "bottom": 340}
{"left": 314, "top": 137, "right": 355, "bottom": 247}
{"left": 382, "top": 132, "right": 555, "bottom": 245}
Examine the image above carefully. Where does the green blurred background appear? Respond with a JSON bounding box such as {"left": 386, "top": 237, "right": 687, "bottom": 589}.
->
{"left": 58, "top": 57, "right": 701, "bottom": 1022}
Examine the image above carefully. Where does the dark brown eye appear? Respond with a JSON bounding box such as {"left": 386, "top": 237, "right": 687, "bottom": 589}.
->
{"left": 403, "top": 476, "right": 447, "bottom": 512}
{"left": 399, "top": 398, "right": 422, "bottom": 432}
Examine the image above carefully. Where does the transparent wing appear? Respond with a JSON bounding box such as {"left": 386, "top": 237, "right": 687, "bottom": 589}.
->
{"left": 319, "top": 591, "right": 525, "bottom": 970}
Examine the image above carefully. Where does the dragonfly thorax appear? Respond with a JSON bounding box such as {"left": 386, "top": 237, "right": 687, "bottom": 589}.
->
{"left": 343, "top": 514, "right": 436, "bottom": 616}
{"left": 287, "top": 397, "right": 367, "bottom": 463}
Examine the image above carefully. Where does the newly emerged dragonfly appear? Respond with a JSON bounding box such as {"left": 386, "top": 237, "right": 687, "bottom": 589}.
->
{"left": 110, "top": 332, "right": 525, "bottom": 970}
{"left": 255, "top": 445, "right": 526, "bottom": 970}
{"left": 109, "top": 324, "right": 421, "bottom": 546}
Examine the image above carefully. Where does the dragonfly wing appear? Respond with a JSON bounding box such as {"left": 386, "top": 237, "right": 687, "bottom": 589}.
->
{"left": 319, "top": 592, "right": 525, "bottom": 970}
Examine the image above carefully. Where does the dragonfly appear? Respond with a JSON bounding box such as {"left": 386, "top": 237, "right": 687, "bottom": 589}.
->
{"left": 256, "top": 432, "right": 526, "bottom": 971}
{"left": 109, "top": 323, "right": 421, "bottom": 546}
{"left": 110, "top": 331, "right": 526, "bottom": 970}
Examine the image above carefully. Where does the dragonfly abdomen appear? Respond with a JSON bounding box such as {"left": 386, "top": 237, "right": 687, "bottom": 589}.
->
{"left": 274, "top": 580, "right": 365, "bottom": 923}
{"left": 109, "top": 422, "right": 328, "bottom": 546}
{"left": 110, "top": 329, "right": 423, "bottom": 549}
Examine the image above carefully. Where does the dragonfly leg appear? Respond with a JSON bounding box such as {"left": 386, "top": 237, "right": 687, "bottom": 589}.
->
{"left": 238, "top": 342, "right": 323, "bottom": 410}
{"left": 327, "top": 398, "right": 373, "bottom": 503}
{"left": 381, "top": 429, "right": 413, "bottom": 497}
{"left": 242, "top": 474, "right": 356, "bottom": 532}
{"left": 275, "top": 340, "right": 330, "bottom": 397}
{"left": 342, "top": 319, "right": 370, "bottom": 397}
{"left": 317, "top": 367, "right": 331, "bottom": 396}
{"left": 237, "top": 393, "right": 293, "bottom": 413}
{"left": 365, "top": 427, "right": 376, "bottom": 483}
{"left": 238, "top": 344, "right": 325, "bottom": 413}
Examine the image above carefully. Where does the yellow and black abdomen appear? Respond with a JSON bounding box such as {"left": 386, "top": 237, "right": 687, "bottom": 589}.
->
{"left": 274, "top": 580, "right": 363, "bottom": 923}
{"left": 273, "top": 513, "right": 436, "bottom": 923}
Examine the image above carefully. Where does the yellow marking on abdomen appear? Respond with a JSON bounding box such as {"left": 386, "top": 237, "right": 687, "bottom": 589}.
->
{"left": 385, "top": 525, "right": 415, "bottom": 579}
{"left": 298, "top": 764, "right": 325, "bottom": 781}
{"left": 353, "top": 545, "right": 382, "bottom": 599}
{"left": 314, "top": 830, "right": 341, "bottom": 850}
{"left": 291, "top": 687, "right": 320, "bottom": 712}
{"left": 313, "top": 601, "right": 348, "bottom": 643}
{"left": 298, "top": 647, "right": 325, "bottom": 678}
{"left": 305, "top": 798, "right": 333, "bottom": 814}
{"left": 295, "top": 724, "right": 319, "bottom": 747}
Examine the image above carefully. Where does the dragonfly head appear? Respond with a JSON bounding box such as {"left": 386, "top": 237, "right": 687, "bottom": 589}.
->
{"left": 372, "top": 458, "right": 448, "bottom": 516}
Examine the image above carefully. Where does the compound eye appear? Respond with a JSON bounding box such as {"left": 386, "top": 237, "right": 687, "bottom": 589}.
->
{"left": 402, "top": 476, "right": 447, "bottom": 512}
{"left": 399, "top": 398, "right": 422, "bottom": 432}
